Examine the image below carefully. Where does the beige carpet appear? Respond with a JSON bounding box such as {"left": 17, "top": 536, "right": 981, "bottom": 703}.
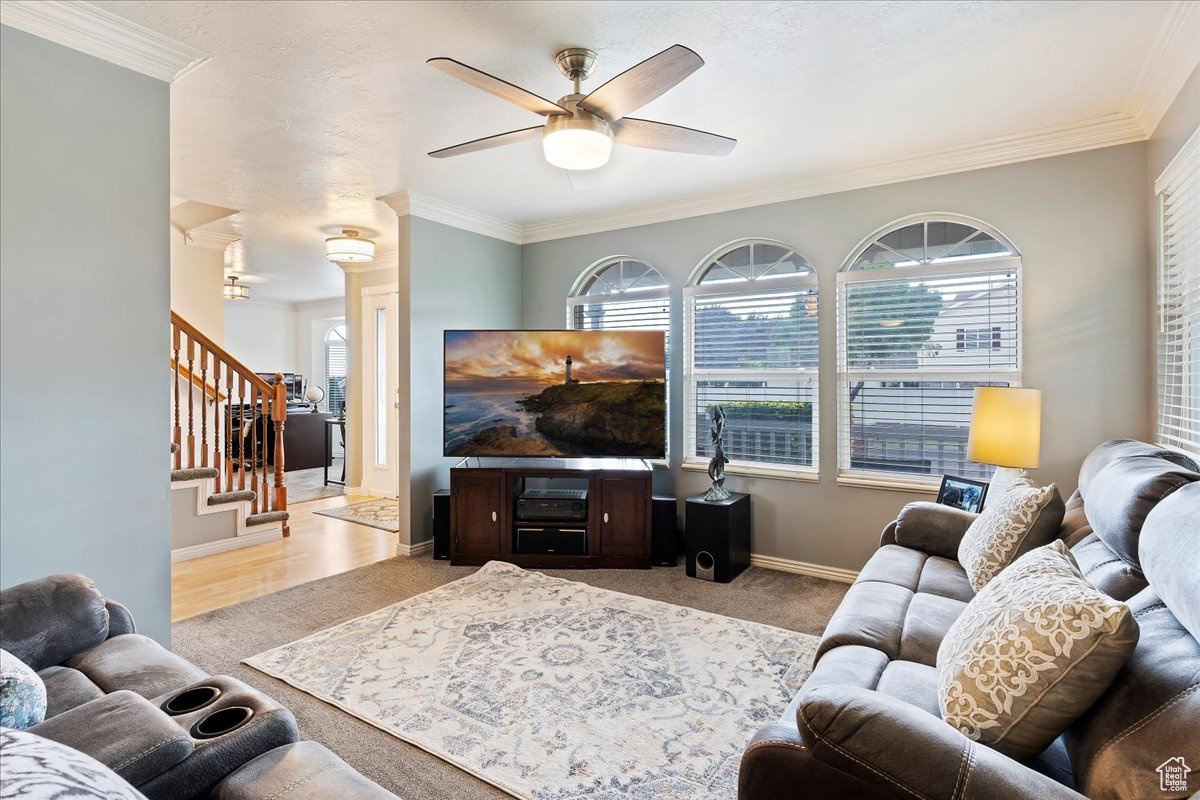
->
{"left": 171, "top": 557, "right": 847, "bottom": 800}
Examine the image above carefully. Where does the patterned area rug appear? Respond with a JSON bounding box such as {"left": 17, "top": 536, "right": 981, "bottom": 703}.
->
{"left": 244, "top": 561, "right": 819, "bottom": 800}
{"left": 313, "top": 498, "right": 399, "bottom": 531}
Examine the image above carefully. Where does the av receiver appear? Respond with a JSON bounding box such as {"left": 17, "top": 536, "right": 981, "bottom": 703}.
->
{"left": 516, "top": 489, "right": 588, "bottom": 521}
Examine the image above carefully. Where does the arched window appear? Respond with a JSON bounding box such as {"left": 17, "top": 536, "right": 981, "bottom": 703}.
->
{"left": 683, "top": 240, "right": 818, "bottom": 477}
{"left": 567, "top": 257, "right": 671, "bottom": 458}
{"left": 837, "top": 215, "right": 1021, "bottom": 487}
{"left": 324, "top": 323, "right": 348, "bottom": 416}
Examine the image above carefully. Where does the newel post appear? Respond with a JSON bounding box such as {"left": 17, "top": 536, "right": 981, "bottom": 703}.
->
{"left": 272, "top": 372, "right": 289, "bottom": 535}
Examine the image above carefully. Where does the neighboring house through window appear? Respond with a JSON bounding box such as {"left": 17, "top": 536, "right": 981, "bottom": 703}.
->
{"left": 837, "top": 215, "right": 1022, "bottom": 486}
{"left": 683, "top": 240, "right": 819, "bottom": 477}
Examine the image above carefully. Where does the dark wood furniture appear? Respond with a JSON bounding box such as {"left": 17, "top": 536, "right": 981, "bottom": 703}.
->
{"left": 449, "top": 458, "right": 652, "bottom": 569}
{"left": 229, "top": 408, "right": 332, "bottom": 472}
{"left": 685, "top": 492, "right": 751, "bottom": 583}
{"left": 323, "top": 417, "right": 346, "bottom": 486}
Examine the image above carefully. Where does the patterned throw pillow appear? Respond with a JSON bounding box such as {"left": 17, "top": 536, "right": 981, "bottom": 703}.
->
{"left": 0, "top": 649, "right": 46, "bottom": 730}
{"left": 0, "top": 727, "right": 147, "bottom": 799}
{"left": 957, "top": 475, "right": 1063, "bottom": 591}
{"left": 937, "top": 541, "right": 1138, "bottom": 761}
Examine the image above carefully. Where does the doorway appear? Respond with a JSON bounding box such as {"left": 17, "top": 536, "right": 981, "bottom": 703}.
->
{"left": 361, "top": 288, "right": 399, "bottom": 497}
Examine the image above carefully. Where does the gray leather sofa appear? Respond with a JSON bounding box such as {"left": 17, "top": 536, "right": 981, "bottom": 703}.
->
{"left": 0, "top": 574, "right": 398, "bottom": 800}
{"left": 739, "top": 439, "right": 1200, "bottom": 800}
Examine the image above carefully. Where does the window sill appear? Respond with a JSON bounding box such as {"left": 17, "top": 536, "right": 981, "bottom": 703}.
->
{"left": 836, "top": 473, "right": 941, "bottom": 494}
{"left": 681, "top": 460, "right": 819, "bottom": 482}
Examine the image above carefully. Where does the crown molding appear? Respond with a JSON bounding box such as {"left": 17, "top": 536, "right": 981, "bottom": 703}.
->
{"left": 292, "top": 297, "right": 346, "bottom": 314}
{"left": 1125, "top": 0, "right": 1200, "bottom": 135}
{"left": 519, "top": 112, "right": 1147, "bottom": 243}
{"left": 183, "top": 229, "right": 240, "bottom": 251}
{"left": 380, "top": 190, "right": 522, "bottom": 244}
{"left": 225, "top": 296, "right": 290, "bottom": 311}
{"left": 337, "top": 249, "right": 399, "bottom": 274}
{"left": 1, "top": 0, "right": 209, "bottom": 82}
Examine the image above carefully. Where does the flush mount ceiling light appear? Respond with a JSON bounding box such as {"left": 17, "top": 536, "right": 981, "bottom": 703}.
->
{"left": 325, "top": 229, "right": 376, "bottom": 263}
{"left": 224, "top": 275, "right": 249, "bottom": 301}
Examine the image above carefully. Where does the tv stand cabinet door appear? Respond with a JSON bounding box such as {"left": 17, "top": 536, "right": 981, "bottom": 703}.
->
{"left": 452, "top": 472, "right": 503, "bottom": 556}
{"left": 598, "top": 477, "right": 649, "bottom": 558}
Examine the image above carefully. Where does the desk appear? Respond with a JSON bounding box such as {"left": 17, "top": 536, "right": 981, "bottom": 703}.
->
{"left": 227, "top": 407, "right": 332, "bottom": 471}
{"left": 324, "top": 418, "right": 346, "bottom": 486}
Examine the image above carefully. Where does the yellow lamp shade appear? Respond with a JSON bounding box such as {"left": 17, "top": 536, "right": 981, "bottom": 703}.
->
{"left": 967, "top": 387, "right": 1042, "bottom": 469}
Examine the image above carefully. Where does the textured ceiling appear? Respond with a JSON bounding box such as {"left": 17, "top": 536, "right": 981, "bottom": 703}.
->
{"left": 90, "top": 0, "right": 1173, "bottom": 301}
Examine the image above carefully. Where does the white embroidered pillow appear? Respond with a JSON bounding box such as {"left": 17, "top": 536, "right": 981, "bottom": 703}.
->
{"left": 957, "top": 476, "right": 1061, "bottom": 591}
{"left": 936, "top": 541, "right": 1138, "bottom": 761}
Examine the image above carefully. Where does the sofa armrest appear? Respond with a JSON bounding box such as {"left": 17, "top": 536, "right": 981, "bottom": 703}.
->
{"left": 796, "top": 685, "right": 1085, "bottom": 800}
{"left": 27, "top": 689, "right": 193, "bottom": 787}
{"left": 891, "top": 501, "right": 978, "bottom": 560}
{"left": 104, "top": 599, "right": 136, "bottom": 637}
{"left": 0, "top": 573, "right": 110, "bottom": 670}
{"left": 210, "top": 741, "right": 400, "bottom": 800}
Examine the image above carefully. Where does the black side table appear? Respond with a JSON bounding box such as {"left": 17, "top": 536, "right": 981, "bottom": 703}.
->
{"left": 685, "top": 492, "right": 751, "bottom": 583}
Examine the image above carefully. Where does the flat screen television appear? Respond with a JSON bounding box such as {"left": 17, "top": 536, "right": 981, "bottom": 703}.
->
{"left": 444, "top": 330, "right": 666, "bottom": 458}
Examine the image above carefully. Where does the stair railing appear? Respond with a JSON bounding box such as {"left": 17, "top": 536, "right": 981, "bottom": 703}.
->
{"left": 171, "top": 311, "right": 288, "bottom": 535}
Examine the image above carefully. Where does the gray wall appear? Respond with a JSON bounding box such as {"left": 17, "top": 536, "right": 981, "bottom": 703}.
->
{"left": 409, "top": 217, "right": 522, "bottom": 544}
{"left": 521, "top": 142, "right": 1151, "bottom": 572}
{"left": 1148, "top": 64, "right": 1200, "bottom": 181}
{"left": 1, "top": 27, "right": 171, "bottom": 643}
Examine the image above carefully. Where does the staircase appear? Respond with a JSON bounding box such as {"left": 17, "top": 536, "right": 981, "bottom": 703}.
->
{"left": 170, "top": 311, "right": 289, "bottom": 562}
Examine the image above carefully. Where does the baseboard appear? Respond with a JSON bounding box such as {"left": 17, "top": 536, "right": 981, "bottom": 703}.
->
{"left": 171, "top": 528, "right": 283, "bottom": 562}
{"left": 750, "top": 553, "right": 859, "bottom": 583}
{"left": 398, "top": 539, "right": 432, "bottom": 557}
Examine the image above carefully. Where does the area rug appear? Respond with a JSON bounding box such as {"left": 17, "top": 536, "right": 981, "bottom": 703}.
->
{"left": 313, "top": 497, "right": 399, "bottom": 531}
{"left": 244, "top": 561, "right": 819, "bottom": 800}
{"left": 285, "top": 466, "right": 344, "bottom": 504}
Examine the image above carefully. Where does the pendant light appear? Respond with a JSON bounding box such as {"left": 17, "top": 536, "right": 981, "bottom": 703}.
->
{"left": 224, "top": 275, "right": 249, "bottom": 301}
{"left": 325, "top": 229, "right": 376, "bottom": 263}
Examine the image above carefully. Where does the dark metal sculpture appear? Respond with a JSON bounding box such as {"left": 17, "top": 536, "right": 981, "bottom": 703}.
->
{"left": 705, "top": 405, "right": 731, "bottom": 501}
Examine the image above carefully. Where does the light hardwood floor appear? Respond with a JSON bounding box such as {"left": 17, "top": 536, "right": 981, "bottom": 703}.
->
{"left": 171, "top": 494, "right": 398, "bottom": 622}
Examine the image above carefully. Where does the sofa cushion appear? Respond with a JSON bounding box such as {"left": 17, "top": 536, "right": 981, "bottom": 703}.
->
{"left": 66, "top": 634, "right": 206, "bottom": 700}
{"left": 210, "top": 741, "right": 399, "bottom": 800}
{"left": 1060, "top": 491, "right": 1093, "bottom": 547}
{"left": 897, "top": 593, "right": 967, "bottom": 666}
{"left": 0, "top": 648, "right": 46, "bottom": 729}
{"left": 38, "top": 665, "right": 104, "bottom": 718}
{"left": 1138, "top": 481, "right": 1200, "bottom": 641}
{"left": 874, "top": 660, "right": 940, "bottom": 717}
{"left": 1085, "top": 456, "right": 1197, "bottom": 568}
{"left": 0, "top": 727, "right": 148, "bottom": 800}
{"left": 1077, "top": 439, "right": 1198, "bottom": 497}
{"left": 914, "top": 556, "right": 974, "bottom": 602}
{"left": 958, "top": 476, "right": 1063, "bottom": 591}
{"left": 816, "top": 580, "right": 911, "bottom": 661}
{"left": 937, "top": 541, "right": 1139, "bottom": 761}
{"left": 1070, "top": 533, "right": 1147, "bottom": 601}
{"left": 0, "top": 574, "right": 109, "bottom": 672}
{"left": 1063, "top": 588, "right": 1200, "bottom": 800}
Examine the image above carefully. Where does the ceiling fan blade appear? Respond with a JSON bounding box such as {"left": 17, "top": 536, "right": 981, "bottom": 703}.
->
{"left": 613, "top": 117, "right": 736, "bottom": 156}
{"left": 565, "top": 168, "right": 604, "bottom": 192}
{"left": 428, "top": 126, "right": 544, "bottom": 158}
{"left": 577, "top": 44, "right": 703, "bottom": 121}
{"left": 428, "top": 57, "right": 569, "bottom": 117}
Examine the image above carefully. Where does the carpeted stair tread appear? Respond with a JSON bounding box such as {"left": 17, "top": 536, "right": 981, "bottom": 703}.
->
{"left": 207, "top": 490, "right": 256, "bottom": 506}
{"left": 246, "top": 510, "right": 289, "bottom": 527}
{"left": 172, "top": 467, "right": 220, "bottom": 481}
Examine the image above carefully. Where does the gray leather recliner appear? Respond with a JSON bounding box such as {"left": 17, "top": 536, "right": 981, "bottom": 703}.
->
{"left": 739, "top": 439, "right": 1200, "bottom": 800}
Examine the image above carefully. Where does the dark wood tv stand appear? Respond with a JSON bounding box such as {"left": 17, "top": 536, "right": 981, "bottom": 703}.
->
{"left": 449, "top": 458, "right": 652, "bottom": 569}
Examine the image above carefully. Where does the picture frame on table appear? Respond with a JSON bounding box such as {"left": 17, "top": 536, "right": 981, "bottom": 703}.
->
{"left": 936, "top": 475, "right": 989, "bottom": 513}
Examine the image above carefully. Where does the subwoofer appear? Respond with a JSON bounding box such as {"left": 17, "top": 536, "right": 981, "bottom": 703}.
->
{"left": 432, "top": 490, "right": 450, "bottom": 560}
{"left": 685, "top": 493, "right": 751, "bottom": 583}
{"left": 651, "top": 495, "right": 679, "bottom": 566}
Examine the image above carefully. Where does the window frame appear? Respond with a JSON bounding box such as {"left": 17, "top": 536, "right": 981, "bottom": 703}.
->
{"left": 323, "top": 322, "right": 348, "bottom": 416}
{"left": 836, "top": 214, "right": 1023, "bottom": 491}
{"left": 566, "top": 256, "right": 671, "bottom": 466}
{"left": 682, "top": 238, "right": 820, "bottom": 481}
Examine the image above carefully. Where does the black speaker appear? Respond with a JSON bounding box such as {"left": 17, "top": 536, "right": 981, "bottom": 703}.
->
{"left": 685, "top": 493, "right": 751, "bottom": 583}
{"left": 651, "top": 495, "right": 679, "bottom": 566}
{"left": 432, "top": 490, "right": 450, "bottom": 560}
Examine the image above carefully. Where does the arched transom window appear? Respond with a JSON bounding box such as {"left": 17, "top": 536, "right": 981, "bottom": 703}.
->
{"left": 837, "top": 215, "right": 1021, "bottom": 486}
{"left": 683, "top": 240, "right": 819, "bottom": 477}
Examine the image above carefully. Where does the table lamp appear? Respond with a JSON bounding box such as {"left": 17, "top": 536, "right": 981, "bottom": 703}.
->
{"left": 967, "top": 386, "right": 1041, "bottom": 501}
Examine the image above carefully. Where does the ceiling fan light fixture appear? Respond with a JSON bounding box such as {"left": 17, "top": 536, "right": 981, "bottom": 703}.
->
{"left": 325, "top": 229, "right": 376, "bottom": 263}
{"left": 224, "top": 275, "right": 249, "bottom": 301}
{"left": 542, "top": 114, "right": 613, "bottom": 171}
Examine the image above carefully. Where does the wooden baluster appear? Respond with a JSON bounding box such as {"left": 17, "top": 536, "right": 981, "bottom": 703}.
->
{"left": 225, "top": 364, "right": 235, "bottom": 492}
{"left": 250, "top": 385, "right": 259, "bottom": 513}
{"left": 172, "top": 324, "right": 182, "bottom": 469}
{"left": 212, "top": 357, "right": 221, "bottom": 492}
{"left": 272, "top": 372, "right": 288, "bottom": 535}
{"left": 186, "top": 334, "right": 196, "bottom": 468}
{"left": 199, "top": 346, "right": 209, "bottom": 469}
{"left": 237, "top": 375, "right": 246, "bottom": 491}
{"left": 260, "top": 393, "right": 269, "bottom": 514}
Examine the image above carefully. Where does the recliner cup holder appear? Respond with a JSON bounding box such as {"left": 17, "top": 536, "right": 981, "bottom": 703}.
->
{"left": 162, "top": 686, "right": 222, "bottom": 716}
{"left": 190, "top": 706, "right": 255, "bottom": 740}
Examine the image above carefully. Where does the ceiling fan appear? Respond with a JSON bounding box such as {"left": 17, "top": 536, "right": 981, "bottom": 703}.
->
{"left": 426, "top": 45, "right": 736, "bottom": 181}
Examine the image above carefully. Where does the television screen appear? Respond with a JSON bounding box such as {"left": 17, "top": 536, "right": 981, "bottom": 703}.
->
{"left": 444, "top": 330, "right": 666, "bottom": 458}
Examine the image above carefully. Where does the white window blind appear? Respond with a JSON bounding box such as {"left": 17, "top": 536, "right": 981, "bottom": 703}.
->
{"left": 684, "top": 241, "right": 818, "bottom": 475}
{"left": 837, "top": 218, "right": 1021, "bottom": 485}
{"left": 567, "top": 258, "right": 671, "bottom": 457}
{"left": 324, "top": 324, "right": 347, "bottom": 416}
{"left": 1156, "top": 127, "right": 1200, "bottom": 455}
